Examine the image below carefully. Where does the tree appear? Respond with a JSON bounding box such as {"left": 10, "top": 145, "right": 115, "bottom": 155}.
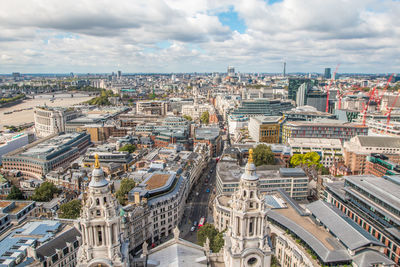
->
{"left": 183, "top": 115, "right": 192, "bottom": 121}
{"left": 7, "top": 185, "right": 24, "bottom": 200}
{"left": 119, "top": 144, "right": 136, "bottom": 153}
{"left": 290, "top": 152, "right": 322, "bottom": 179}
{"left": 200, "top": 111, "right": 210, "bottom": 124}
{"left": 290, "top": 152, "right": 320, "bottom": 167}
{"left": 116, "top": 178, "right": 136, "bottom": 205}
{"left": 252, "top": 144, "right": 275, "bottom": 166}
{"left": 197, "top": 223, "right": 225, "bottom": 252}
{"left": 58, "top": 199, "right": 82, "bottom": 219}
{"left": 31, "top": 182, "right": 60, "bottom": 202}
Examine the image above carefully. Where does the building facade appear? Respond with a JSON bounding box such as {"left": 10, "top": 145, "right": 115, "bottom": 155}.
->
{"left": 2, "top": 132, "right": 90, "bottom": 179}
{"left": 34, "top": 106, "right": 78, "bottom": 138}
{"left": 282, "top": 119, "right": 368, "bottom": 143}
{"left": 288, "top": 137, "right": 343, "bottom": 167}
{"left": 324, "top": 175, "right": 400, "bottom": 264}
{"left": 343, "top": 136, "right": 400, "bottom": 175}
{"left": 248, "top": 116, "right": 283, "bottom": 143}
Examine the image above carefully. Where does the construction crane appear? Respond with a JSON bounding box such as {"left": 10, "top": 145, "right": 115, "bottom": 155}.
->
{"left": 325, "top": 64, "right": 340, "bottom": 113}
{"left": 362, "top": 87, "right": 377, "bottom": 126}
{"left": 386, "top": 91, "right": 400, "bottom": 132}
{"left": 376, "top": 73, "right": 394, "bottom": 111}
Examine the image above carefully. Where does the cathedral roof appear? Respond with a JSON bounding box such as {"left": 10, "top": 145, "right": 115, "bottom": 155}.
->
{"left": 89, "top": 154, "right": 109, "bottom": 188}
{"left": 241, "top": 148, "right": 258, "bottom": 181}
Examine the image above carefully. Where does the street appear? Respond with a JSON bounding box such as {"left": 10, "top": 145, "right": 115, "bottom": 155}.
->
{"left": 181, "top": 159, "right": 217, "bottom": 244}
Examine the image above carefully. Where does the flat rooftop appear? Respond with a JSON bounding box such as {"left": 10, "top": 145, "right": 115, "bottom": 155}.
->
{"left": 288, "top": 137, "right": 342, "bottom": 147}
{"left": 6, "top": 132, "right": 87, "bottom": 160}
{"left": 251, "top": 116, "right": 282, "bottom": 124}
{"left": 356, "top": 135, "right": 400, "bottom": 148}
{"left": 345, "top": 175, "right": 400, "bottom": 211}
{"left": 195, "top": 127, "right": 220, "bottom": 140}
{"left": 285, "top": 119, "right": 366, "bottom": 128}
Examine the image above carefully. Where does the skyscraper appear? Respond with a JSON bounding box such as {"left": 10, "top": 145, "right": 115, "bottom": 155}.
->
{"left": 117, "top": 70, "right": 122, "bottom": 79}
{"left": 324, "top": 68, "right": 331, "bottom": 79}
{"left": 227, "top": 66, "right": 235, "bottom": 76}
{"left": 283, "top": 62, "right": 286, "bottom": 77}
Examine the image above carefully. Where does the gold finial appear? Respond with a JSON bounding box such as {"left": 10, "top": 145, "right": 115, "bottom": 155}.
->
{"left": 94, "top": 154, "right": 100, "bottom": 169}
{"left": 248, "top": 149, "right": 254, "bottom": 164}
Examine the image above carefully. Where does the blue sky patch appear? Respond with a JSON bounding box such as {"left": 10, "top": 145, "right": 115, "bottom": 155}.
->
{"left": 217, "top": 8, "right": 246, "bottom": 34}
{"left": 156, "top": 41, "right": 172, "bottom": 49}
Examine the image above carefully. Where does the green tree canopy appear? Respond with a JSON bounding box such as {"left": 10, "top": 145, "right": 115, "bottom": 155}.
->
{"left": 7, "top": 185, "right": 24, "bottom": 200}
{"left": 183, "top": 115, "right": 192, "bottom": 121}
{"left": 31, "top": 182, "right": 60, "bottom": 202}
{"left": 119, "top": 144, "right": 136, "bottom": 153}
{"left": 58, "top": 199, "right": 82, "bottom": 219}
{"left": 290, "top": 152, "right": 321, "bottom": 167}
{"left": 116, "top": 178, "right": 136, "bottom": 205}
{"left": 200, "top": 111, "right": 210, "bottom": 124}
{"left": 197, "top": 223, "right": 225, "bottom": 253}
{"left": 252, "top": 144, "right": 275, "bottom": 166}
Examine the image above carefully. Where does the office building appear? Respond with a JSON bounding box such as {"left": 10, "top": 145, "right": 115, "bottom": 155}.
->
{"left": 282, "top": 119, "right": 368, "bottom": 144}
{"left": 283, "top": 106, "right": 336, "bottom": 122}
{"left": 227, "top": 66, "right": 235, "bottom": 76}
{"left": 325, "top": 175, "right": 400, "bottom": 264}
{"left": 343, "top": 136, "right": 400, "bottom": 174}
{"left": 194, "top": 127, "right": 221, "bottom": 157}
{"left": 324, "top": 67, "right": 331, "bottom": 79}
{"left": 2, "top": 132, "right": 91, "bottom": 179}
{"left": 136, "top": 101, "right": 168, "bottom": 116}
{"left": 365, "top": 154, "right": 400, "bottom": 176}
{"left": 248, "top": 116, "right": 283, "bottom": 143}
{"left": 231, "top": 99, "right": 293, "bottom": 117}
{"left": 0, "top": 132, "right": 34, "bottom": 164}
{"left": 288, "top": 138, "right": 343, "bottom": 167}
{"left": 0, "top": 220, "right": 81, "bottom": 267}
{"left": 34, "top": 106, "right": 79, "bottom": 138}
{"left": 288, "top": 78, "right": 316, "bottom": 102}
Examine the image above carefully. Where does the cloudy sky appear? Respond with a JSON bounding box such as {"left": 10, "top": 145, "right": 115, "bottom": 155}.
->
{"left": 0, "top": 0, "right": 399, "bottom": 73}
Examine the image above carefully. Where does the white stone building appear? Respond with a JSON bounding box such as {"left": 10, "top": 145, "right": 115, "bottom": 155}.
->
{"left": 34, "top": 106, "right": 78, "bottom": 138}
{"left": 287, "top": 137, "right": 343, "bottom": 167}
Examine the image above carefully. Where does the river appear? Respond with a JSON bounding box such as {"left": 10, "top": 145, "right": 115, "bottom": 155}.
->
{"left": 0, "top": 93, "right": 93, "bottom": 131}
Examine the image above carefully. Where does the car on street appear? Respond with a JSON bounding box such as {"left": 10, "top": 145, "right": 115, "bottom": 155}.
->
{"left": 206, "top": 188, "right": 210, "bottom": 193}
{"left": 190, "top": 226, "right": 196, "bottom": 232}
{"left": 193, "top": 221, "right": 198, "bottom": 227}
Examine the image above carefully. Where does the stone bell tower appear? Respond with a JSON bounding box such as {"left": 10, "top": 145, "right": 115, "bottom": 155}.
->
{"left": 223, "top": 149, "right": 272, "bottom": 267}
{"left": 77, "top": 154, "right": 129, "bottom": 267}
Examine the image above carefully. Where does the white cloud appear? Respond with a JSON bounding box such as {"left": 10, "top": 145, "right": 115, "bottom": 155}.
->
{"left": 0, "top": 0, "right": 398, "bottom": 73}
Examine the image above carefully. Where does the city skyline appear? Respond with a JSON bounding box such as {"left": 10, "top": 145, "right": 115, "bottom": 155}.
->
{"left": 0, "top": 0, "right": 399, "bottom": 73}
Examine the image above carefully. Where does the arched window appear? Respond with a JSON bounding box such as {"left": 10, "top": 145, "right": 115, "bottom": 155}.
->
{"left": 103, "top": 197, "right": 107, "bottom": 203}
{"left": 96, "top": 198, "right": 100, "bottom": 205}
{"left": 250, "top": 191, "right": 254, "bottom": 198}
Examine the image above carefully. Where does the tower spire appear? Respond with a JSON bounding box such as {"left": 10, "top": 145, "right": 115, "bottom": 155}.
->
{"left": 248, "top": 148, "right": 254, "bottom": 164}
{"left": 94, "top": 153, "right": 100, "bottom": 169}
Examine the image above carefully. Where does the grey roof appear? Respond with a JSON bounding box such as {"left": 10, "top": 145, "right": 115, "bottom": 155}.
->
{"left": 344, "top": 175, "right": 400, "bottom": 214}
{"left": 352, "top": 249, "right": 394, "bottom": 267}
{"left": 357, "top": 135, "right": 400, "bottom": 148}
{"left": 267, "top": 211, "right": 351, "bottom": 263}
{"left": 325, "top": 181, "right": 346, "bottom": 200}
{"left": 36, "top": 227, "right": 81, "bottom": 258}
{"left": 306, "top": 200, "right": 383, "bottom": 251}
{"left": 279, "top": 168, "right": 306, "bottom": 177}
{"left": 148, "top": 240, "right": 207, "bottom": 266}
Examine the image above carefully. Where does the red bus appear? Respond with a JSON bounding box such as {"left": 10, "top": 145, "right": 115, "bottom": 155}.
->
{"left": 198, "top": 217, "right": 206, "bottom": 228}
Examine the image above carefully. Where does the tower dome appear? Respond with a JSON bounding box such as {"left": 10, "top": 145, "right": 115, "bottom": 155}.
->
{"left": 241, "top": 149, "right": 258, "bottom": 181}
{"left": 89, "top": 154, "right": 108, "bottom": 188}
